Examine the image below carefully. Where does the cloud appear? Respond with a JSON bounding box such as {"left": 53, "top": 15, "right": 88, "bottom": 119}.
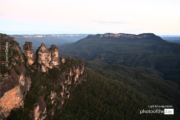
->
{"left": 91, "top": 20, "right": 128, "bottom": 24}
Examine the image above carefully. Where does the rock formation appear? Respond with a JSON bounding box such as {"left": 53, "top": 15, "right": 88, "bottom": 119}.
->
{"left": 60, "top": 57, "right": 65, "bottom": 64}
{"left": 32, "top": 97, "right": 47, "bottom": 120}
{"left": 0, "top": 33, "right": 87, "bottom": 120}
{"left": 49, "top": 45, "right": 59, "bottom": 69}
{"left": 37, "top": 43, "right": 52, "bottom": 72}
{"left": 23, "top": 42, "right": 36, "bottom": 65}
{"left": 87, "top": 33, "right": 157, "bottom": 39}
{"left": 0, "top": 33, "right": 31, "bottom": 118}
{"left": 36, "top": 43, "right": 59, "bottom": 72}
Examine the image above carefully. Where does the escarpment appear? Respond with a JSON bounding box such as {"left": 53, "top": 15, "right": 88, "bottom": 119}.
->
{"left": 87, "top": 33, "right": 157, "bottom": 38}
{"left": 0, "top": 34, "right": 31, "bottom": 119}
{"left": 0, "top": 33, "right": 87, "bottom": 120}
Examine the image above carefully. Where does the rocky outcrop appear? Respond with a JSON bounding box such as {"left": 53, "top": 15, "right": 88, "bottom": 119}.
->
{"left": 87, "top": 33, "right": 157, "bottom": 39}
{"left": 0, "top": 33, "right": 31, "bottom": 118}
{"left": 49, "top": 45, "right": 59, "bottom": 69}
{"left": 37, "top": 43, "right": 52, "bottom": 72}
{"left": 56, "top": 60, "right": 86, "bottom": 107}
{"left": 0, "top": 33, "right": 87, "bottom": 119}
{"left": 36, "top": 43, "right": 59, "bottom": 72}
{"left": 23, "top": 42, "right": 36, "bottom": 65}
{"left": 32, "top": 97, "right": 47, "bottom": 120}
{"left": 60, "top": 57, "right": 65, "bottom": 64}
{"left": 0, "top": 85, "right": 23, "bottom": 117}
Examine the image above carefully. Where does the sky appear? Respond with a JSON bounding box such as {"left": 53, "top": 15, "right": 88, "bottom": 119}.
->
{"left": 0, "top": 0, "right": 180, "bottom": 35}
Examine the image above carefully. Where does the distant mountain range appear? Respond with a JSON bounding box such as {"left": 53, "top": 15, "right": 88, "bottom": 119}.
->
{"left": 87, "top": 33, "right": 157, "bottom": 38}
{"left": 59, "top": 33, "right": 180, "bottom": 84}
{"left": 11, "top": 34, "right": 88, "bottom": 52}
{"left": 10, "top": 34, "right": 88, "bottom": 38}
{"left": 161, "top": 37, "right": 180, "bottom": 44}
{"left": 57, "top": 33, "right": 180, "bottom": 119}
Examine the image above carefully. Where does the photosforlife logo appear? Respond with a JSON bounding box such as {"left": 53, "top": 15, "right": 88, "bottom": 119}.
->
{"left": 140, "top": 109, "right": 164, "bottom": 114}
{"left": 140, "top": 105, "right": 174, "bottom": 115}
{"left": 164, "top": 109, "right": 174, "bottom": 115}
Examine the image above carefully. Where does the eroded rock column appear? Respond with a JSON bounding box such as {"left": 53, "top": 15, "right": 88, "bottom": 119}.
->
{"left": 23, "top": 42, "right": 35, "bottom": 65}
{"left": 49, "top": 45, "right": 59, "bottom": 68}
{"left": 37, "top": 43, "right": 51, "bottom": 72}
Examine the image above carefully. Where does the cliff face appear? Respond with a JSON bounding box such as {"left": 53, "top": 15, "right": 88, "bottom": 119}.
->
{"left": 0, "top": 34, "right": 31, "bottom": 118}
{"left": 87, "top": 33, "right": 157, "bottom": 39}
{"left": 0, "top": 33, "right": 87, "bottom": 120}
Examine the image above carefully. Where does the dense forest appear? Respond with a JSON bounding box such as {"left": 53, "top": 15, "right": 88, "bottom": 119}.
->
{"left": 59, "top": 34, "right": 180, "bottom": 85}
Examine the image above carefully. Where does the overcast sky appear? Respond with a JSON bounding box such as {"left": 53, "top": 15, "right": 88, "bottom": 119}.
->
{"left": 0, "top": 0, "right": 180, "bottom": 35}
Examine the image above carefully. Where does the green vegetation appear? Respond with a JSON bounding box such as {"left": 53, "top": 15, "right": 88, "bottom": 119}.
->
{"left": 15, "top": 59, "right": 22, "bottom": 66}
{"left": 54, "top": 68, "right": 180, "bottom": 120}
{"left": 0, "top": 51, "right": 6, "bottom": 61}
{"left": 0, "top": 64, "right": 10, "bottom": 74}
{"left": 7, "top": 57, "right": 84, "bottom": 120}
{"left": 12, "top": 65, "right": 20, "bottom": 75}
{"left": 9, "top": 39, "right": 19, "bottom": 46}
{"left": 48, "top": 67, "right": 61, "bottom": 80}
{"left": 23, "top": 53, "right": 28, "bottom": 63}
{"left": 0, "top": 38, "right": 10, "bottom": 45}
{"left": 4, "top": 34, "right": 180, "bottom": 120}
{"left": 9, "top": 61, "right": 177, "bottom": 119}
{"left": 162, "top": 37, "right": 180, "bottom": 44}
{"left": 64, "top": 57, "right": 83, "bottom": 67}
{"left": 13, "top": 49, "right": 19, "bottom": 55}
{"left": 7, "top": 68, "right": 58, "bottom": 120}
{"left": 60, "top": 36, "right": 180, "bottom": 85}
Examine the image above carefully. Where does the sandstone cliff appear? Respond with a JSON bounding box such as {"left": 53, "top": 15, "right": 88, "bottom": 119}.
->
{"left": 0, "top": 33, "right": 31, "bottom": 119}
{"left": 87, "top": 33, "right": 157, "bottom": 39}
{"left": 0, "top": 33, "right": 87, "bottom": 120}
{"left": 23, "top": 42, "right": 35, "bottom": 65}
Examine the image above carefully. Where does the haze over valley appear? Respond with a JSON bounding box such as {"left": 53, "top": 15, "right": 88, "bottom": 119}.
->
{"left": 10, "top": 34, "right": 88, "bottom": 52}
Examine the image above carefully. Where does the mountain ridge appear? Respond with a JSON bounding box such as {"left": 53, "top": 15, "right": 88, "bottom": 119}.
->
{"left": 60, "top": 33, "right": 180, "bottom": 84}
{"left": 10, "top": 34, "right": 88, "bottom": 38}
{"left": 87, "top": 33, "right": 158, "bottom": 39}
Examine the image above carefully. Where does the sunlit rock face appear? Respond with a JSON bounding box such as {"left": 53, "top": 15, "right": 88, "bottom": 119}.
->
{"left": 37, "top": 43, "right": 59, "bottom": 72}
{"left": 50, "top": 91, "right": 56, "bottom": 104}
{"left": 23, "top": 42, "right": 36, "bottom": 65}
{"left": 60, "top": 57, "right": 66, "bottom": 64}
{"left": 0, "top": 86, "right": 23, "bottom": 117}
{"left": 0, "top": 73, "right": 31, "bottom": 118}
{"left": 73, "top": 63, "right": 85, "bottom": 82}
{"left": 37, "top": 43, "right": 52, "bottom": 72}
{"left": 33, "top": 98, "right": 47, "bottom": 120}
{"left": 49, "top": 45, "right": 59, "bottom": 68}
{"left": 34, "top": 105, "right": 40, "bottom": 120}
